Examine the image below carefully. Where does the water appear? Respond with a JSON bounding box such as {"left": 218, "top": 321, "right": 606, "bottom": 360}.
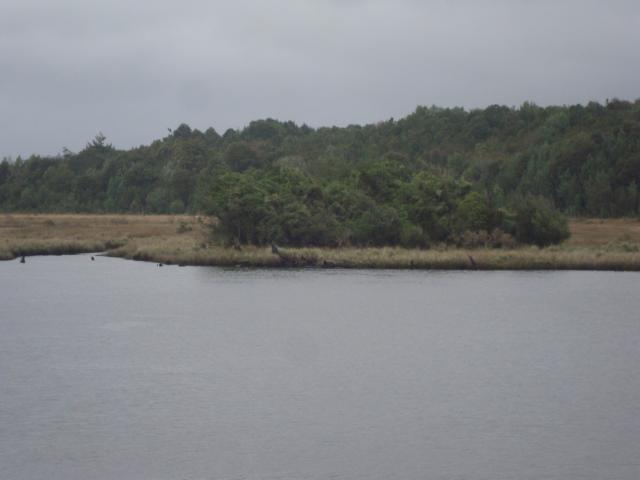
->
{"left": 1, "top": 254, "right": 639, "bottom": 480}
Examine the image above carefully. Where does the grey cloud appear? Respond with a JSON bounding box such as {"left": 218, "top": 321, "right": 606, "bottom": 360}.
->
{"left": 1, "top": 0, "right": 639, "bottom": 157}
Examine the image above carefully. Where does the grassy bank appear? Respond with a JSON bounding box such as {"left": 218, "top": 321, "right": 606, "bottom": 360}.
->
{"left": 111, "top": 242, "right": 640, "bottom": 271}
{"left": 1, "top": 214, "right": 640, "bottom": 270}
{"left": 0, "top": 214, "right": 196, "bottom": 260}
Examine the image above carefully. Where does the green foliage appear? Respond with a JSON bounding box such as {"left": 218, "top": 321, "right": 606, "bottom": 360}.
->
{"left": 511, "top": 195, "right": 570, "bottom": 247}
{"left": 172, "top": 123, "right": 193, "bottom": 139}
{"left": 169, "top": 199, "right": 185, "bottom": 214}
{"left": 224, "top": 142, "right": 260, "bottom": 172}
{"left": 350, "top": 205, "right": 402, "bottom": 246}
{"left": 454, "top": 191, "right": 491, "bottom": 232}
{"left": 399, "top": 222, "right": 427, "bottom": 248}
{"left": 209, "top": 172, "right": 273, "bottom": 244}
{"left": 207, "top": 166, "right": 517, "bottom": 247}
{"left": 3, "top": 101, "right": 640, "bottom": 245}
{"left": 358, "top": 158, "right": 408, "bottom": 203}
{"left": 401, "top": 172, "right": 469, "bottom": 242}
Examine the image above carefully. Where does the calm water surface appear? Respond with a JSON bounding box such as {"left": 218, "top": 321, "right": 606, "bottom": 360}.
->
{"left": 1, "top": 254, "right": 639, "bottom": 480}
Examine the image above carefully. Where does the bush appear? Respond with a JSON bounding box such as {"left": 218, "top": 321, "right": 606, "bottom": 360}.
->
{"left": 452, "top": 228, "right": 517, "bottom": 249}
{"left": 490, "top": 229, "right": 518, "bottom": 248}
{"left": 400, "top": 222, "right": 428, "bottom": 248}
{"left": 455, "top": 191, "right": 491, "bottom": 232}
{"left": 169, "top": 199, "right": 185, "bottom": 214}
{"left": 453, "top": 230, "right": 487, "bottom": 248}
{"left": 207, "top": 167, "right": 566, "bottom": 248}
{"left": 350, "top": 205, "right": 402, "bottom": 246}
{"left": 511, "top": 195, "right": 570, "bottom": 247}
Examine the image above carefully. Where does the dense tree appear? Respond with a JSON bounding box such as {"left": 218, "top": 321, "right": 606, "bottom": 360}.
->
{"left": 1, "top": 101, "right": 639, "bottom": 244}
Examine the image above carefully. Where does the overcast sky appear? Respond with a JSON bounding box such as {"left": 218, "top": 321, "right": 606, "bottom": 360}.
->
{"left": 1, "top": 0, "right": 639, "bottom": 158}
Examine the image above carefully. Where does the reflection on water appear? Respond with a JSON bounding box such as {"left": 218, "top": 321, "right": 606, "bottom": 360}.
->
{"left": 1, "top": 254, "right": 639, "bottom": 480}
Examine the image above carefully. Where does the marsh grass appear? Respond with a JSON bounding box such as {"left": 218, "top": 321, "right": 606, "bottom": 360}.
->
{"left": 2, "top": 214, "right": 640, "bottom": 270}
{"left": 111, "top": 238, "right": 640, "bottom": 271}
{"left": 265, "top": 245, "right": 640, "bottom": 270}
{"left": 0, "top": 213, "right": 201, "bottom": 260}
{"left": 566, "top": 217, "right": 640, "bottom": 247}
{"left": 109, "top": 240, "right": 282, "bottom": 267}
{"left": 0, "top": 238, "right": 125, "bottom": 260}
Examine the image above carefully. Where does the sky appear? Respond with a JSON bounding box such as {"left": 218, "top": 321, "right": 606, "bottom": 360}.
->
{"left": 1, "top": 0, "right": 639, "bottom": 158}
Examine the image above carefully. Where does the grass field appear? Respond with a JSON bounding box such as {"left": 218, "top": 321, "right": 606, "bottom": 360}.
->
{"left": 564, "top": 217, "right": 640, "bottom": 247}
{"left": 1, "top": 213, "right": 640, "bottom": 270}
{"left": 0, "top": 214, "right": 204, "bottom": 260}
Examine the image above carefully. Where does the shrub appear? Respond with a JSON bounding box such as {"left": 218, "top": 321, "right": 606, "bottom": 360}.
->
{"left": 490, "top": 229, "right": 518, "bottom": 248}
{"left": 400, "top": 222, "right": 428, "bottom": 248}
{"left": 455, "top": 191, "right": 491, "bottom": 232}
{"left": 169, "top": 199, "right": 185, "bottom": 214}
{"left": 350, "top": 205, "right": 402, "bottom": 246}
{"left": 511, "top": 195, "right": 570, "bottom": 247}
{"left": 455, "top": 230, "right": 492, "bottom": 248}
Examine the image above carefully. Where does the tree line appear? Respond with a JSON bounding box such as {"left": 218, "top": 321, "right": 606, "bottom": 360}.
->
{"left": 1, "top": 100, "right": 639, "bottom": 246}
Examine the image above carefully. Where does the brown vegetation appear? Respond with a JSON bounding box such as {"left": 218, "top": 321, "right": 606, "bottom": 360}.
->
{"left": 565, "top": 218, "right": 640, "bottom": 247}
{"left": 1, "top": 214, "right": 640, "bottom": 270}
{"left": 0, "top": 214, "right": 202, "bottom": 260}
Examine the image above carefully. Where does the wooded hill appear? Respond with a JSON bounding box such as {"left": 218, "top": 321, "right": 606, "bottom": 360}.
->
{"left": 1, "top": 100, "right": 638, "bottom": 246}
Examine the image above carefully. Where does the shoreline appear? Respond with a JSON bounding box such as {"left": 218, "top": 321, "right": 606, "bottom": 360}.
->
{"left": 4, "top": 244, "right": 640, "bottom": 272}
{"left": 108, "top": 245, "right": 640, "bottom": 271}
{"left": 2, "top": 214, "right": 639, "bottom": 271}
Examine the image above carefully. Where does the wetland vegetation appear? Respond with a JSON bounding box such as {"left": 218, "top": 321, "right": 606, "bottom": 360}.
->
{"left": 1, "top": 101, "right": 639, "bottom": 266}
{"left": 1, "top": 214, "right": 639, "bottom": 270}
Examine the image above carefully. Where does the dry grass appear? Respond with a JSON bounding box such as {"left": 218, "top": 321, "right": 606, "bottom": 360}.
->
{"left": 2, "top": 214, "right": 640, "bottom": 270}
{"left": 277, "top": 246, "right": 640, "bottom": 270}
{"left": 0, "top": 213, "right": 204, "bottom": 260}
{"left": 110, "top": 237, "right": 282, "bottom": 267}
{"left": 110, "top": 241, "right": 640, "bottom": 271}
{"left": 567, "top": 217, "right": 640, "bottom": 247}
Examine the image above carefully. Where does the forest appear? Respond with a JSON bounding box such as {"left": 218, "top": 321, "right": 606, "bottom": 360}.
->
{"left": 1, "top": 100, "right": 639, "bottom": 247}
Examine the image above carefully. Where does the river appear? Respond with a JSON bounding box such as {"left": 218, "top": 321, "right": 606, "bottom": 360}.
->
{"left": 1, "top": 254, "right": 639, "bottom": 479}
